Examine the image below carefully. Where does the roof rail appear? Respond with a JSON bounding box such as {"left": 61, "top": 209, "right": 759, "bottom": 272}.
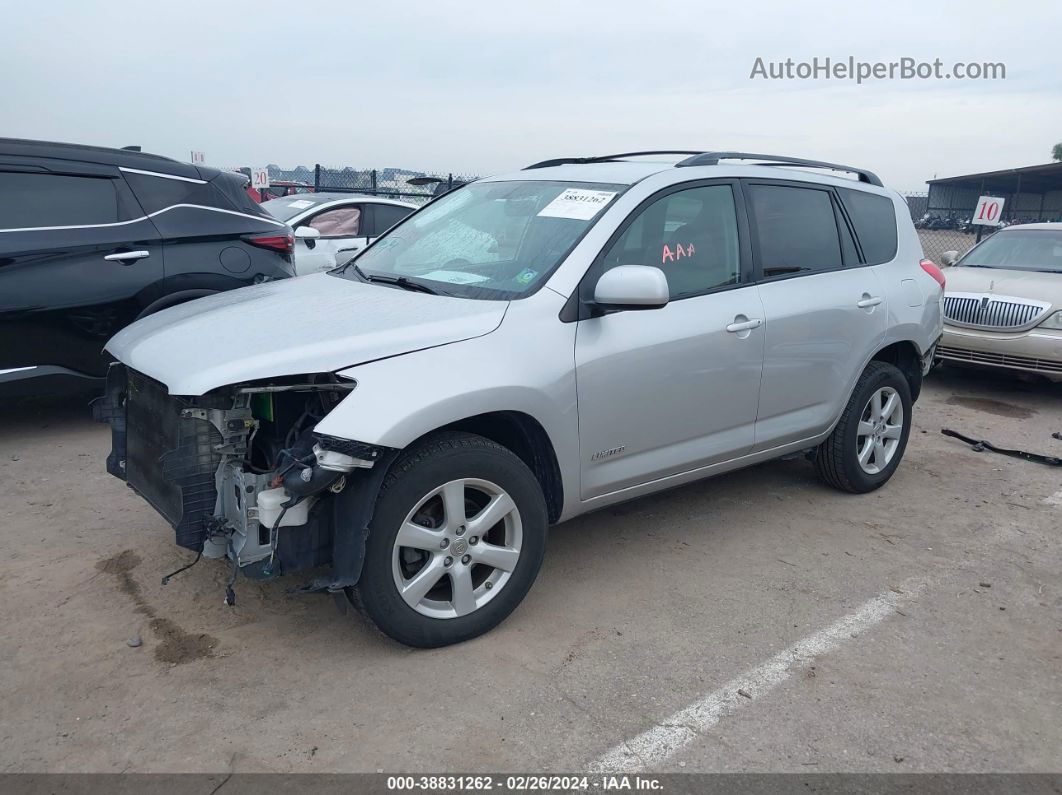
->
{"left": 676, "top": 152, "right": 883, "bottom": 186}
{"left": 524, "top": 151, "right": 704, "bottom": 170}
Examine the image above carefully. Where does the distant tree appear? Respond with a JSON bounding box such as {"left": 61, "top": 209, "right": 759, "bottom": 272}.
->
{"left": 1054, "top": 142, "right": 1062, "bottom": 161}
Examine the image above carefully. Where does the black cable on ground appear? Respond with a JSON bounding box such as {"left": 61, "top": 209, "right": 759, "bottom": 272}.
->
{"left": 942, "top": 428, "right": 1062, "bottom": 467}
{"left": 160, "top": 551, "right": 202, "bottom": 585}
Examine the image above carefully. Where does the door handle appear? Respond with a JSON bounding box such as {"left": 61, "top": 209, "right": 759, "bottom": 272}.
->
{"left": 104, "top": 250, "right": 150, "bottom": 262}
{"left": 725, "top": 318, "right": 762, "bottom": 333}
{"left": 857, "top": 295, "right": 883, "bottom": 308}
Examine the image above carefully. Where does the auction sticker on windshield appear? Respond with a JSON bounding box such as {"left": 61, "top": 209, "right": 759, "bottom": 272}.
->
{"left": 420, "top": 270, "right": 491, "bottom": 284}
{"left": 537, "top": 188, "right": 617, "bottom": 220}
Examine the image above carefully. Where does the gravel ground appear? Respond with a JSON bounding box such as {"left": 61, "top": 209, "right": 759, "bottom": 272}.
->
{"left": 0, "top": 365, "right": 1059, "bottom": 773}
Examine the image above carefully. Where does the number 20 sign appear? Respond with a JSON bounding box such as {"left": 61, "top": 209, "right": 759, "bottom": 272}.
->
{"left": 972, "top": 195, "right": 1005, "bottom": 226}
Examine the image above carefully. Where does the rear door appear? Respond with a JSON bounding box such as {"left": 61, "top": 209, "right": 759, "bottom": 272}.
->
{"left": 0, "top": 164, "right": 163, "bottom": 383}
{"left": 747, "top": 180, "right": 887, "bottom": 449}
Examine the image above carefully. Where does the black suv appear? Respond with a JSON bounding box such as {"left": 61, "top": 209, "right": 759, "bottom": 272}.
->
{"left": 0, "top": 138, "right": 296, "bottom": 395}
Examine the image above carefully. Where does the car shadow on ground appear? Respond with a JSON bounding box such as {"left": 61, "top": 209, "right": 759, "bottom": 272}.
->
{"left": 0, "top": 389, "right": 99, "bottom": 438}
{"left": 929, "top": 363, "right": 1062, "bottom": 400}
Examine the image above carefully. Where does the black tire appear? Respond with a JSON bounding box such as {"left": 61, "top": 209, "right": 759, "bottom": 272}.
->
{"left": 353, "top": 431, "right": 548, "bottom": 648}
{"left": 814, "top": 361, "right": 913, "bottom": 494}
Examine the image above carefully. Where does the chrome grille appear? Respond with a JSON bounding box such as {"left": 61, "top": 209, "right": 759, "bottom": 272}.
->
{"left": 938, "top": 345, "right": 1062, "bottom": 374}
{"left": 942, "top": 293, "right": 1050, "bottom": 330}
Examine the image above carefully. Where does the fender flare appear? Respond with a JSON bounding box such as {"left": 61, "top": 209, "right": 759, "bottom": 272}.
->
{"left": 330, "top": 449, "right": 400, "bottom": 588}
{"left": 291, "top": 449, "right": 402, "bottom": 595}
{"left": 824, "top": 338, "right": 926, "bottom": 438}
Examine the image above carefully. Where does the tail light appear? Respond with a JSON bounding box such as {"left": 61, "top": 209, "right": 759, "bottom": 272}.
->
{"left": 244, "top": 231, "right": 294, "bottom": 256}
{"left": 920, "top": 259, "right": 946, "bottom": 289}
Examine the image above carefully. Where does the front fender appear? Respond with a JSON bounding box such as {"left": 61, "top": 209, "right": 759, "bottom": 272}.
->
{"left": 314, "top": 294, "right": 580, "bottom": 517}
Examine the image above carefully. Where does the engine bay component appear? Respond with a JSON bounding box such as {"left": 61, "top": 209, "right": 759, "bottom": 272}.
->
{"left": 258, "top": 487, "right": 315, "bottom": 530}
{"left": 99, "top": 363, "right": 396, "bottom": 582}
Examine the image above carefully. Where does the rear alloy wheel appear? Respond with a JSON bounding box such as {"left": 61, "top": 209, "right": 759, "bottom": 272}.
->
{"left": 855, "top": 386, "right": 904, "bottom": 475}
{"left": 355, "top": 432, "right": 547, "bottom": 648}
{"left": 815, "top": 361, "right": 913, "bottom": 493}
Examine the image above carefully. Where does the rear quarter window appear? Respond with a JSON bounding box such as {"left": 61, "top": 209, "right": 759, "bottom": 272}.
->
{"left": 123, "top": 170, "right": 266, "bottom": 217}
{"left": 838, "top": 187, "right": 898, "bottom": 265}
{"left": 123, "top": 171, "right": 215, "bottom": 214}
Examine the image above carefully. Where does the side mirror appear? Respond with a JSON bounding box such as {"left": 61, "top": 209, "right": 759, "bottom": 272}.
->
{"left": 593, "top": 265, "right": 669, "bottom": 310}
{"left": 294, "top": 226, "right": 321, "bottom": 240}
{"left": 940, "top": 250, "right": 960, "bottom": 267}
{"left": 334, "top": 250, "right": 358, "bottom": 268}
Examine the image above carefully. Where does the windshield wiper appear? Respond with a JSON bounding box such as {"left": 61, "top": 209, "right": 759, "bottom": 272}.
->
{"left": 353, "top": 265, "right": 442, "bottom": 295}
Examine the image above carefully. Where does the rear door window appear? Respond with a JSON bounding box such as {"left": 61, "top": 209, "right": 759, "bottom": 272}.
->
{"left": 837, "top": 187, "right": 898, "bottom": 265}
{"left": 747, "top": 184, "right": 843, "bottom": 278}
{"left": 0, "top": 172, "right": 121, "bottom": 228}
{"left": 370, "top": 204, "right": 416, "bottom": 237}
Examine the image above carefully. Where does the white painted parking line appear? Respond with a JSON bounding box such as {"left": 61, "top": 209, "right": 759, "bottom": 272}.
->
{"left": 589, "top": 579, "right": 926, "bottom": 773}
{"left": 1044, "top": 489, "right": 1062, "bottom": 507}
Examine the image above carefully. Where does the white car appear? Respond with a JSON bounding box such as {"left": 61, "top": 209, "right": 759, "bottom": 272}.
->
{"left": 262, "top": 193, "right": 417, "bottom": 275}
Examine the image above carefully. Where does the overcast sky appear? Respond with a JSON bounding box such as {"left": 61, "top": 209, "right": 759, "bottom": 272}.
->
{"left": 4, "top": 0, "right": 1060, "bottom": 191}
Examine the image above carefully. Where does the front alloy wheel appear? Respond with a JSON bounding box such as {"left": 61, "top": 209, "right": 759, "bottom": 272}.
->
{"left": 355, "top": 432, "right": 548, "bottom": 648}
{"left": 393, "top": 478, "right": 523, "bottom": 619}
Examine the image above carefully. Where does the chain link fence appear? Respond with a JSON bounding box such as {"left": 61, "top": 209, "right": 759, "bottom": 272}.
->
{"left": 265, "top": 164, "right": 479, "bottom": 205}
{"left": 903, "top": 191, "right": 985, "bottom": 264}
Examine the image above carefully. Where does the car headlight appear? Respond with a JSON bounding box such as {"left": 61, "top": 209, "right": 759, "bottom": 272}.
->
{"left": 1038, "top": 310, "right": 1062, "bottom": 331}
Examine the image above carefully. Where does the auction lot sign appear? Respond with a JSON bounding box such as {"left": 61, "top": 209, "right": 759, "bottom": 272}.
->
{"left": 972, "top": 195, "right": 1006, "bottom": 226}
{"left": 250, "top": 167, "right": 271, "bottom": 190}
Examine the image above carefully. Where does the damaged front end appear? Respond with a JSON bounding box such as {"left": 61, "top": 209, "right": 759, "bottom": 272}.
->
{"left": 96, "top": 364, "right": 396, "bottom": 599}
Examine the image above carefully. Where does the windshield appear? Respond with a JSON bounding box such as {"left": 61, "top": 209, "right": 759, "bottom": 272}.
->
{"left": 261, "top": 196, "right": 319, "bottom": 222}
{"left": 960, "top": 229, "right": 1062, "bottom": 273}
{"left": 332, "top": 180, "right": 624, "bottom": 299}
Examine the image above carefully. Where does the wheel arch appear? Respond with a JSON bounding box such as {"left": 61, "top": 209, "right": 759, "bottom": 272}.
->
{"left": 870, "top": 340, "right": 923, "bottom": 402}
{"left": 135, "top": 289, "right": 220, "bottom": 320}
{"left": 411, "top": 411, "right": 565, "bottom": 524}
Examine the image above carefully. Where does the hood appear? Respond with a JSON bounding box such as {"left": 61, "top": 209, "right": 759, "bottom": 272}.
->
{"left": 945, "top": 266, "right": 1062, "bottom": 309}
{"left": 106, "top": 273, "right": 508, "bottom": 395}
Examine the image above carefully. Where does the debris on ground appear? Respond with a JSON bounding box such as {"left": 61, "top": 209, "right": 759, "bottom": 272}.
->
{"left": 737, "top": 688, "right": 752, "bottom": 699}
{"left": 126, "top": 632, "right": 142, "bottom": 648}
{"left": 941, "top": 429, "right": 1062, "bottom": 467}
{"left": 980, "top": 582, "right": 992, "bottom": 588}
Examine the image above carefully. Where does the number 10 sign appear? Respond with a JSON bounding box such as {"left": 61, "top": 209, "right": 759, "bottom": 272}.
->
{"left": 972, "top": 195, "right": 1005, "bottom": 226}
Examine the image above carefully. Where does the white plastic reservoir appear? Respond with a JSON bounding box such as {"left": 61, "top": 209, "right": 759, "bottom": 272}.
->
{"left": 257, "top": 488, "right": 313, "bottom": 529}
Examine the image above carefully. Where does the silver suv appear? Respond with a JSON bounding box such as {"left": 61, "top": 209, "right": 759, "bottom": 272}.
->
{"left": 100, "top": 151, "right": 944, "bottom": 647}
